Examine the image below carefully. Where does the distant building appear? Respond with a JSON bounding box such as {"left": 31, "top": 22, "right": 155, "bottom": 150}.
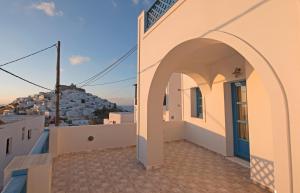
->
{"left": 0, "top": 115, "right": 44, "bottom": 189}
{"left": 71, "top": 119, "right": 89, "bottom": 126}
{"left": 103, "top": 112, "right": 134, "bottom": 125}
{"left": 60, "top": 84, "right": 85, "bottom": 92}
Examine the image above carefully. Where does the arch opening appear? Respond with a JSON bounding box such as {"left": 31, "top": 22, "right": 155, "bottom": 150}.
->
{"left": 138, "top": 35, "right": 290, "bottom": 192}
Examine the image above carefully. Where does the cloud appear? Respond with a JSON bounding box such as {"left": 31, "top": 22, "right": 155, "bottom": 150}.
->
{"left": 143, "top": 0, "right": 151, "bottom": 5}
{"left": 112, "top": 0, "right": 118, "bottom": 7}
{"left": 32, "top": 2, "right": 63, "bottom": 16}
{"left": 132, "top": 0, "right": 139, "bottom": 5}
{"left": 131, "top": 0, "right": 151, "bottom": 6}
{"left": 69, "top": 55, "right": 91, "bottom": 65}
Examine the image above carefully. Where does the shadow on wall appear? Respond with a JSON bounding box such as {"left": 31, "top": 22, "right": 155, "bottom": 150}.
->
{"left": 184, "top": 122, "right": 226, "bottom": 155}
{"left": 251, "top": 155, "right": 274, "bottom": 190}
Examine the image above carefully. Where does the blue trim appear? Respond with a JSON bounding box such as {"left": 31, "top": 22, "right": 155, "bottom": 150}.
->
{"left": 30, "top": 129, "right": 49, "bottom": 154}
{"left": 2, "top": 170, "right": 27, "bottom": 193}
{"left": 144, "top": 0, "right": 178, "bottom": 32}
{"left": 12, "top": 169, "right": 28, "bottom": 177}
{"left": 195, "top": 88, "right": 203, "bottom": 118}
{"left": 231, "top": 81, "right": 250, "bottom": 161}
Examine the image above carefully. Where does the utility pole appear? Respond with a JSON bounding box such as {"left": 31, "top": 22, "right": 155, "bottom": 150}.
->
{"left": 55, "top": 41, "right": 61, "bottom": 126}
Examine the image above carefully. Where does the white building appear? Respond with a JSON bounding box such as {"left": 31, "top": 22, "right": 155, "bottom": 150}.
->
{"left": 103, "top": 112, "right": 134, "bottom": 125}
{"left": 135, "top": 1, "right": 300, "bottom": 192}
{"left": 0, "top": 115, "right": 44, "bottom": 189}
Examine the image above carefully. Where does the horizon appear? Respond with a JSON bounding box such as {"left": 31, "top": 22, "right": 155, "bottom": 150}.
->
{"left": 0, "top": 84, "right": 135, "bottom": 106}
{"left": 0, "top": 0, "right": 154, "bottom": 106}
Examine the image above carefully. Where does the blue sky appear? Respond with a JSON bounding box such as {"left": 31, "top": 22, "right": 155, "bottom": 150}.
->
{"left": 0, "top": 0, "right": 154, "bottom": 105}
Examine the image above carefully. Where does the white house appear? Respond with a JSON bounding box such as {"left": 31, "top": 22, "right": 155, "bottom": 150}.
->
{"left": 0, "top": 115, "right": 44, "bottom": 190}
{"left": 103, "top": 112, "right": 134, "bottom": 125}
{"left": 135, "top": 1, "right": 300, "bottom": 192}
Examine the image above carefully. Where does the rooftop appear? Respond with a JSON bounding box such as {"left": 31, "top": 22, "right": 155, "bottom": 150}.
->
{"left": 0, "top": 115, "right": 42, "bottom": 126}
{"left": 52, "top": 141, "right": 269, "bottom": 193}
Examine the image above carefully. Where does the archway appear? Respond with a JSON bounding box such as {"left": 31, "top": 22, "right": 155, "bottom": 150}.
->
{"left": 139, "top": 32, "right": 291, "bottom": 192}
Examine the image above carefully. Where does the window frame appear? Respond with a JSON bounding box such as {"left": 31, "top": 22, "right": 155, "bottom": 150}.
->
{"left": 27, "top": 129, "right": 32, "bottom": 140}
{"left": 6, "top": 137, "right": 12, "bottom": 155}
{"left": 22, "top": 127, "right": 25, "bottom": 140}
{"left": 191, "top": 87, "right": 204, "bottom": 119}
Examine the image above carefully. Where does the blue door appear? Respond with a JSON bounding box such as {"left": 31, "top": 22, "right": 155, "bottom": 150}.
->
{"left": 231, "top": 81, "right": 250, "bottom": 161}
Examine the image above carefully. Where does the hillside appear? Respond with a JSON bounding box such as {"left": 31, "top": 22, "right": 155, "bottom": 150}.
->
{"left": 3, "top": 85, "right": 129, "bottom": 125}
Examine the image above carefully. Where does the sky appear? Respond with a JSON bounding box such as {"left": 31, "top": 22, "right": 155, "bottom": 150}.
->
{"left": 0, "top": 0, "right": 154, "bottom": 105}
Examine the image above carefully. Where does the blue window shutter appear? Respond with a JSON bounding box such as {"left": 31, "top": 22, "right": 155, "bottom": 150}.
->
{"left": 196, "top": 88, "right": 203, "bottom": 118}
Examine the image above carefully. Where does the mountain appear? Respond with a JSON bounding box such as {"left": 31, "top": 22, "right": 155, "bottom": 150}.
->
{"left": 119, "top": 105, "right": 134, "bottom": 112}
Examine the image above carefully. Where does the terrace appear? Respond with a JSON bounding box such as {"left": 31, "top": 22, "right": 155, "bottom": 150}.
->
{"left": 2, "top": 122, "right": 271, "bottom": 193}
{"left": 52, "top": 140, "right": 269, "bottom": 193}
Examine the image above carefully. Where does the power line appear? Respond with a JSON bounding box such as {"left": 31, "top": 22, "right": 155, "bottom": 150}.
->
{"left": 77, "top": 45, "right": 137, "bottom": 87}
{"left": 85, "top": 76, "right": 136, "bottom": 87}
{"left": 81, "top": 49, "right": 136, "bottom": 87}
{"left": 0, "top": 67, "right": 52, "bottom": 91}
{"left": 0, "top": 43, "right": 57, "bottom": 67}
{"left": 78, "top": 45, "right": 136, "bottom": 87}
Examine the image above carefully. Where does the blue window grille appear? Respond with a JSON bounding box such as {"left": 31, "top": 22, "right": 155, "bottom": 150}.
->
{"left": 191, "top": 87, "right": 203, "bottom": 118}
{"left": 195, "top": 88, "right": 203, "bottom": 118}
{"left": 145, "top": 0, "right": 178, "bottom": 31}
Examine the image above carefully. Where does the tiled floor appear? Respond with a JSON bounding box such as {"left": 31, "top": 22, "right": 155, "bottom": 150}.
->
{"left": 52, "top": 141, "right": 270, "bottom": 193}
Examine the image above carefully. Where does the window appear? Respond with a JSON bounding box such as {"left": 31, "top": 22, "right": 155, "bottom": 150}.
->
{"left": 22, "top": 127, "right": 25, "bottom": 140}
{"left": 163, "top": 94, "right": 167, "bottom": 106}
{"left": 134, "top": 84, "right": 137, "bottom": 105}
{"left": 27, "top": 129, "right": 32, "bottom": 140}
{"left": 191, "top": 87, "right": 203, "bottom": 118}
{"left": 6, "top": 137, "right": 12, "bottom": 155}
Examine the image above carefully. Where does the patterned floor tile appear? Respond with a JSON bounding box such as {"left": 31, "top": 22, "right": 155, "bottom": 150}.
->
{"left": 52, "top": 141, "right": 270, "bottom": 193}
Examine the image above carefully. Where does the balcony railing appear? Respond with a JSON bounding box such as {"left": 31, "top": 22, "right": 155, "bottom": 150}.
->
{"left": 1, "top": 129, "right": 49, "bottom": 193}
{"left": 144, "top": 0, "right": 178, "bottom": 32}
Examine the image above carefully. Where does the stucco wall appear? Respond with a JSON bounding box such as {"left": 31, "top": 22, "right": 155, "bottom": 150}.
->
{"left": 137, "top": 0, "right": 300, "bottom": 192}
{"left": 50, "top": 124, "right": 136, "bottom": 156}
{"left": 0, "top": 116, "right": 44, "bottom": 188}
{"left": 104, "top": 112, "right": 134, "bottom": 124}
{"left": 49, "top": 122, "right": 185, "bottom": 157}
{"left": 180, "top": 64, "right": 275, "bottom": 189}
{"left": 165, "top": 73, "right": 182, "bottom": 121}
{"left": 246, "top": 66, "right": 275, "bottom": 189}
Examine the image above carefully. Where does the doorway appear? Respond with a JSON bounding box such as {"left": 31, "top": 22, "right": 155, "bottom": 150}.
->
{"left": 231, "top": 80, "right": 250, "bottom": 161}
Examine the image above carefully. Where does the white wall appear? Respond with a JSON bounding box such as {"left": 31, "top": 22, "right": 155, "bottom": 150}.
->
{"left": 50, "top": 124, "right": 136, "bottom": 156}
{"left": 179, "top": 63, "right": 275, "bottom": 189}
{"left": 0, "top": 116, "right": 44, "bottom": 189}
{"left": 49, "top": 122, "right": 185, "bottom": 157}
{"left": 137, "top": 0, "right": 300, "bottom": 192}
{"left": 104, "top": 112, "right": 134, "bottom": 124}
{"left": 165, "top": 73, "right": 182, "bottom": 121}
{"left": 246, "top": 66, "right": 275, "bottom": 190}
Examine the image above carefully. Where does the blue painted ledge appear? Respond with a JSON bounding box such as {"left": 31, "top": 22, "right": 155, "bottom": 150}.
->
{"left": 1, "top": 170, "right": 27, "bottom": 193}
{"left": 30, "top": 128, "right": 49, "bottom": 154}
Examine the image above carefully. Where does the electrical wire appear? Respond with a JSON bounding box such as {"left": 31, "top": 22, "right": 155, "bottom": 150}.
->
{"left": 0, "top": 43, "right": 57, "bottom": 67}
{"left": 0, "top": 67, "right": 52, "bottom": 91}
{"left": 78, "top": 46, "right": 136, "bottom": 87}
{"left": 84, "top": 76, "right": 136, "bottom": 87}
{"left": 80, "top": 49, "right": 136, "bottom": 87}
{"left": 77, "top": 45, "right": 137, "bottom": 87}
